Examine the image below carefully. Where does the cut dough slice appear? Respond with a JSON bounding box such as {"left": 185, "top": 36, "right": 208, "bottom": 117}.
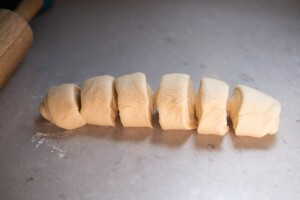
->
{"left": 39, "top": 83, "right": 86, "bottom": 130}
{"left": 80, "top": 75, "right": 118, "bottom": 126}
{"left": 115, "top": 72, "right": 153, "bottom": 127}
{"left": 195, "top": 78, "right": 229, "bottom": 135}
{"left": 228, "top": 85, "right": 281, "bottom": 137}
{"left": 156, "top": 73, "right": 197, "bottom": 130}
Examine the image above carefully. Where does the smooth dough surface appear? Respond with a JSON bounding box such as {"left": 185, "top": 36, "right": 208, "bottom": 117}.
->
{"left": 195, "top": 77, "right": 229, "bottom": 135}
{"left": 156, "top": 73, "right": 197, "bottom": 130}
{"left": 228, "top": 85, "right": 281, "bottom": 137}
{"left": 115, "top": 72, "right": 153, "bottom": 127}
{"left": 39, "top": 83, "right": 86, "bottom": 130}
{"left": 80, "top": 75, "right": 118, "bottom": 126}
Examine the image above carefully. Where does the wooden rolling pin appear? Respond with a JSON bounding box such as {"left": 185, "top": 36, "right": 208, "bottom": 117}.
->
{"left": 0, "top": 0, "right": 43, "bottom": 89}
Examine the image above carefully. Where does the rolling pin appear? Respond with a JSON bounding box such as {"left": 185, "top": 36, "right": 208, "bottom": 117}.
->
{"left": 0, "top": 0, "right": 43, "bottom": 89}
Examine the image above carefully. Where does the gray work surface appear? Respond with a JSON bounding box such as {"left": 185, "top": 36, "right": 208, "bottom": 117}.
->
{"left": 0, "top": 0, "right": 300, "bottom": 199}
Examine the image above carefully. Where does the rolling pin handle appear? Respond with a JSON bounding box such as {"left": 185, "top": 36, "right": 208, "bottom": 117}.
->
{"left": 15, "top": 0, "right": 44, "bottom": 21}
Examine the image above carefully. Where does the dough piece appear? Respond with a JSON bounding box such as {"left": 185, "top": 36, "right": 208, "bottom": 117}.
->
{"left": 115, "top": 72, "right": 153, "bottom": 127}
{"left": 228, "top": 85, "right": 281, "bottom": 137}
{"left": 39, "top": 84, "right": 86, "bottom": 130}
{"left": 80, "top": 75, "right": 118, "bottom": 126}
{"left": 195, "top": 78, "right": 229, "bottom": 135}
{"left": 156, "top": 73, "right": 197, "bottom": 130}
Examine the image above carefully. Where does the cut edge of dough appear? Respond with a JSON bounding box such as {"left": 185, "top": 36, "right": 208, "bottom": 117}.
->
{"left": 186, "top": 79, "right": 197, "bottom": 129}
{"left": 195, "top": 79, "right": 203, "bottom": 124}
{"left": 228, "top": 87, "right": 243, "bottom": 133}
{"left": 109, "top": 80, "right": 118, "bottom": 126}
{"left": 146, "top": 83, "right": 154, "bottom": 128}
{"left": 73, "top": 85, "right": 81, "bottom": 111}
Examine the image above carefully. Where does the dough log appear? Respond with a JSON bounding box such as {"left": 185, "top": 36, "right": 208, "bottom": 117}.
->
{"left": 39, "top": 84, "right": 86, "bottom": 130}
{"left": 39, "top": 73, "right": 281, "bottom": 136}
{"left": 80, "top": 75, "right": 118, "bottom": 126}
{"left": 228, "top": 85, "right": 281, "bottom": 137}
{"left": 156, "top": 73, "right": 197, "bottom": 130}
{"left": 115, "top": 72, "right": 153, "bottom": 127}
{"left": 196, "top": 78, "right": 229, "bottom": 135}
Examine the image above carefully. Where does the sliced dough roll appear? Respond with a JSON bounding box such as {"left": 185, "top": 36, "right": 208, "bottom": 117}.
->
{"left": 156, "top": 73, "right": 197, "bottom": 130}
{"left": 115, "top": 72, "right": 153, "bottom": 127}
{"left": 195, "top": 78, "right": 229, "bottom": 135}
{"left": 228, "top": 85, "right": 281, "bottom": 137}
{"left": 39, "top": 83, "right": 86, "bottom": 130}
{"left": 80, "top": 75, "right": 118, "bottom": 126}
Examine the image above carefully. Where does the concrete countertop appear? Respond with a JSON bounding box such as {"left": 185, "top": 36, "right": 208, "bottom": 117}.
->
{"left": 0, "top": 0, "right": 300, "bottom": 199}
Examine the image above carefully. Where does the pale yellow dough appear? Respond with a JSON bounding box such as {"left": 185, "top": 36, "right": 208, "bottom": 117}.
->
{"left": 196, "top": 78, "right": 229, "bottom": 135}
{"left": 115, "top": 72, "right": 153, "bottom": 127}
{"left": 156, "top": 73, "right": 197, "bottom": 130}
{"left": 228, "top": 85, "right": 281, "bottom": 137}
{"left": 80, "top": 75, "right": 118, "bottom": 126}
{"left": 39, "top": 84, "right": 86, "bottom": 130}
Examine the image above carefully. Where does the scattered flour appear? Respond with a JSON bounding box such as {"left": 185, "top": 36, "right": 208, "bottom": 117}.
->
{"left": 31, "top": 132, "right": 47, "bottom": 142}
{"left": 47, "top": 143, "right": 65, "bottom": 158}
{"left": 58, "top": 153, "right": 65, "bottom": 158}
{"left": 32, "top": 132, "right": 66, "bottom": 158}
{"left": 35, "top": 138, "right": 45, "bottom": 148}
{"left": 31, "top": 95, "right": 44, "bottom": 100}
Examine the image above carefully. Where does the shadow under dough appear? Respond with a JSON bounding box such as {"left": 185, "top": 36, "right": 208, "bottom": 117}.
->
{"left": 34, "top": 116, "right": 116, "bottom": 139}
{"left": 151, "top": 111, "right": 193, "bottom": 148}
{"left": 229, "top": 131, "right": 277, "bottom": 149}
{"left": 34, "top": 114, "right": 276, "bottom": 150}
{"left": 193, "top": 134, "right": 224, "bottom": 151}
{"left": 228, "top": 119, "right": 277, "bottom": 150}
{"left": 112, "top": 117, "right": 153, "bottom": 142}
{"left": 34, "top": 116, "right": 70, "bottom": 138}
{"left": 151, "top": 130, "right": 193, "bottom": 148}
